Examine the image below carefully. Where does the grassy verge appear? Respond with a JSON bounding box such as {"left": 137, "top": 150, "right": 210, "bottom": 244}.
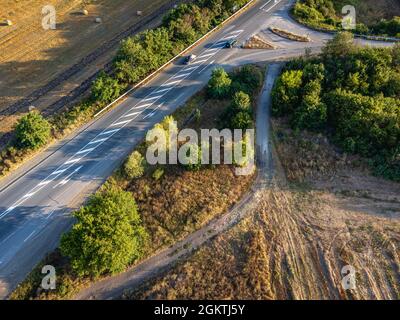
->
{"left": 10, "top": 64, "right": 263, "bottom": 300}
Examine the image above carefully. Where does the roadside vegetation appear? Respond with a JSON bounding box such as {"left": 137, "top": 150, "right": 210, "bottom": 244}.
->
{"left": 10, "top": 64, "right": 264, "bottom": 300}
{"left": 272, "top": 32, "right": 400, "bottom": 181}
{"left": 293, "top": 0, "right": 400, "bottom": 38}
{"left": 0, "top": 0, "right": 252, "bottom": 179}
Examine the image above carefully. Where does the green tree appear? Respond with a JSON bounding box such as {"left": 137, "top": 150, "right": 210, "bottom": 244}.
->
{"left": 271, "top": 70, "right": 303, "bottom": 116}
{"left": 91, "top": 71, "right": 122, "bottom": 103}
{"left": 60, "top": 185, "right": 148, "bottom": 278}
{"left": 230, "top": 111, "right": 253, "bottom": 130}
{"left": 232, "top": 91, "right": 251, "bottom": 112}
{"left": 208, "top": 67, "right": 232, "bottom": 98}
{"left": 292, "top": 80, "right": 327, "bottom": 131}
{"left": 231, "top": 65, "right": 263, "bottom": 95}
{"left": 15, "top": 111, "right": 51, "bottom": 150}
{"left": 124, "top": 151, "right": 146, "bottom": 179}
{"left": 322, "top": 32, "right": 356, "bottom": 58}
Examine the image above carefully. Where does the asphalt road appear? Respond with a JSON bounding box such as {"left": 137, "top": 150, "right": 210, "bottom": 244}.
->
{"left": 0, "top": 0, "right": 395, "bottom": 299}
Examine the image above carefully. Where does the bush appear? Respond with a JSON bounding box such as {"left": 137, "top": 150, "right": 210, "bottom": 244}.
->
{"left": 271, "top": 70, "right": 303, "bottom": 116}
{"left": 152, "top": 167, "right": 165, "bottom": 180}
{"left": 182, "top": 144, "right": 203, "bottom": 171}
{"left": 292, "top": 79, "right": 327, "bottom": 131}
{"left": 124, "top": 151, "right": 146, "bottom": 179}
{"left": 231, "top": 91, "right": 251, "bottom": 112}
{"left": 208, "top": 67, "right": 232, "bottom": 99}
{"left": 231, "top": 65, "right": 263, "bottom": 95}
{"left": 230, "top": 111, "right": 253, "bottom": 130}
{"left": 91, "top": 71, "right": 122, "bottom": 104}
{"left": 15, "top": 111, "right": 51, "bottom": 150}
{"left": 60, "top": 185, "right": 148, "bottom": 277}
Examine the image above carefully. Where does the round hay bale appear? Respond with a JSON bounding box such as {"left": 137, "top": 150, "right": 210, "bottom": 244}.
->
{"left": 28, "top": 105, "right": 36, "bottom": 112}
{"left": 95, "top": 17, "right": 102, "bottom": 23}
{"left": 82, "top": 9, "right": 89, "bottom": 16}
{"left": 5, "top": 20, "right": 13, "bottom": 26}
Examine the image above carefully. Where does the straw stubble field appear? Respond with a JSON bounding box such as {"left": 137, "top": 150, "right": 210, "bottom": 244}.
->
{"left": 0, "top": 0, "right": 175, "bottom": 140}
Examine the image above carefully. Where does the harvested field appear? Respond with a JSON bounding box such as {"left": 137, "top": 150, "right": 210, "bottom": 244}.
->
{"left": 0, "top": 0, "right": 179, "bottom": 139}
{"left": 128, "top": 118, "right": 400, "bottom": 300}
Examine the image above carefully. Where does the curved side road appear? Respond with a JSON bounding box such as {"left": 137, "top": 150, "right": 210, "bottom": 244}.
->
{"left": 75, "top": 63, "right": 282, "bottom": 300}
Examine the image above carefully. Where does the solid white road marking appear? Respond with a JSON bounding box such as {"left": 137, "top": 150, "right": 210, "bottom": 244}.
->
{"left": 260, "top": 0, "right": 273, "bottom": 10}
{"left": 54, "top": 166, "right": 83, "bottom": 188}
{"left": 64, "top": 158, "right": 81, "bottom": 165}
{"left": 171, "top": 72, "right": 191, "bottom": 80}
{"left": 261, "top": 0, "right": 281, "bottom": 12}
{"left": 76, "top": 147, "right": 95, "bottom": 155}
{"left": 122, "top": 111, "right": 140, "bottom": 118}
{"left": 99, "top": 128, "right": 120, "bottom": 136}
{"left": 87, "top": 137, "right": 109, "bottom": 144}
{"left": 23, "top": 231, "right": 35, "bottom": 242}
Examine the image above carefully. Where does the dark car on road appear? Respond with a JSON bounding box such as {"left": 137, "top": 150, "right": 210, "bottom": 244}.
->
{"left": 225, "top": 39, "right": 237, "bottom": 48}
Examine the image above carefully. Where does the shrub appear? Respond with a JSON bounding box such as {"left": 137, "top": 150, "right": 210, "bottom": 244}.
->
{"left": 60, "top": 185, "right": 148, "bottom": 277}
{"left": 152, "top": 167, "right": 165, "bottom": 181}
{"left": 124, "top": 151, "right": 146, "bottom": 179}
{"left": 230, "top": 111, "right": 253, "bottom": 130}
{"left": 91, "top": 71, "right": 122, "bottom": 104}
{"left": 231, "top": 91, "right": 251, "bottom": 112}
{"left": 231, "top": 65, "right": 263, "bottom": 95}
{"left": 272, "top": 37, "right": 400, "bottom": 182}
{"left": 182, "top": 144, "right": 203, "bottom": 171}
{"left": 208, "top": 67, "right": 232, "bottom": 99}
{"left": 292, "top": 79, "right": 327, "bottom": 131}
{"left": 15, "top": 111, "right": 51, "bottom": 150}
{"left": 271, "top": 70, "right": 303, "bottom": 116}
